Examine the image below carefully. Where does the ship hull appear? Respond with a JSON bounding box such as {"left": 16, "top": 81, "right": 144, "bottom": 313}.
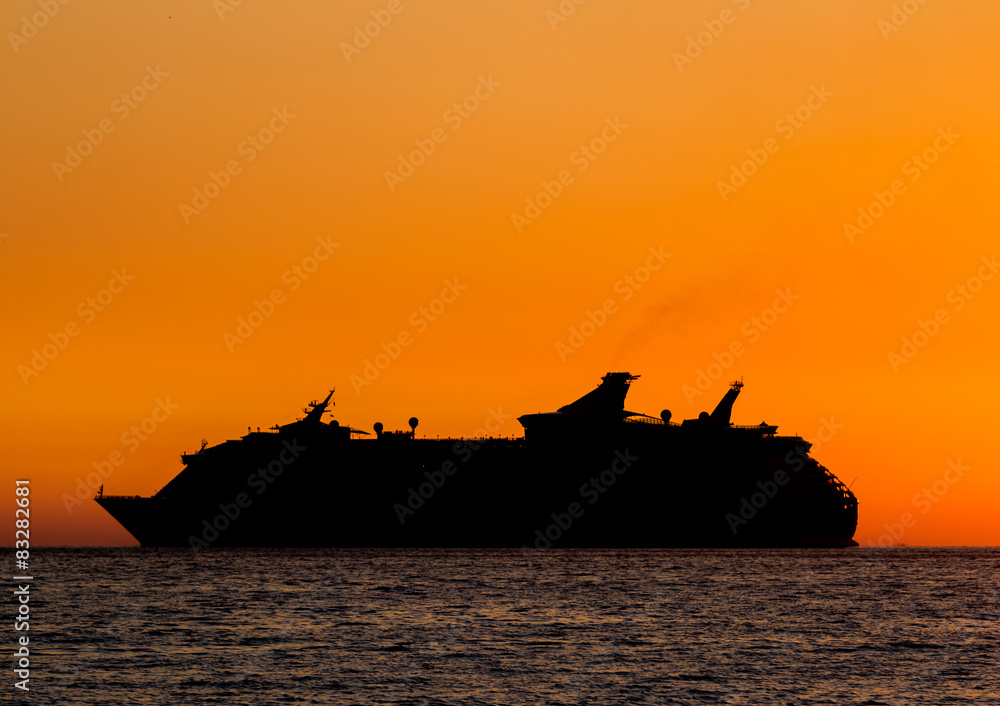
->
{"left": 96, "top": 423, "right": 858, "bottom": 548}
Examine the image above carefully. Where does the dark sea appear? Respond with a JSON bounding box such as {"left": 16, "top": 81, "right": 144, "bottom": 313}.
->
{"left": 24, "top": 548, "right": 1000, "bottom": 705}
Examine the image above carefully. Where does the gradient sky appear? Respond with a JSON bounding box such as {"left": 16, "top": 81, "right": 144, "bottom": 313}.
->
{"left": 2, "top": 0, "right": 998, "bottom": 546}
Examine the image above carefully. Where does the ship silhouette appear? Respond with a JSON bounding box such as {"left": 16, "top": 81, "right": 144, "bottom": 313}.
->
{"left": 96, "top": 373, "right": 859, "bottom": 548}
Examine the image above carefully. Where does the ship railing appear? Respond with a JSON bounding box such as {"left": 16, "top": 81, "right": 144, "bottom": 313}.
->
{"left": 450, "top": 438, "right": 526, "bottom": 448}
{"left": 730, "top": 424, "right": 778, "bottom": 433}
{"left": 624, "top": 416, "right": 663, "bottom": 425}
{"left": 623, "top": 416, "right": 679, "bottom": 426}
{"left": 817, "top": 464, "right": 857, "bottom": 506}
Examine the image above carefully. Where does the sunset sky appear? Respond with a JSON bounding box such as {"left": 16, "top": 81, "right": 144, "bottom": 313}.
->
{"left": 2, "top": 0, "right": 998, "bottom": 546}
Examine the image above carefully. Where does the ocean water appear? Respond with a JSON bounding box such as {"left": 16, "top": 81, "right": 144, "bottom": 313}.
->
{"left": 23, "top": 548, "right": 1000, "bottom": 705}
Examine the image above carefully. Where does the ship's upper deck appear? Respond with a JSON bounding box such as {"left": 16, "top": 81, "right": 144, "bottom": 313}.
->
{"left": 519, "top": 373, "right": 781, "bottom": 438}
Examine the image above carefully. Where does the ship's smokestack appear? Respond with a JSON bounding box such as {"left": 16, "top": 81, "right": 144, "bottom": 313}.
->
{"left": 708, "top": 378, "right": 743, "bottom": 425}
{"left": 557, "top": 372, "right": 639, "bottom": 416}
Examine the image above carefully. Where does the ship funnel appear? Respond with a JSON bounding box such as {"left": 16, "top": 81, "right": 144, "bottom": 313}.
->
{"left": 557, "top": 372, "right": 639, "bottom": 416}
{"left": 708, "top": 378, "right": 743, "bottom": 425}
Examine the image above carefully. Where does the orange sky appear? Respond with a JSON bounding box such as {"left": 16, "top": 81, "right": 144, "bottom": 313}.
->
{"left": 2, "top": 0, "right": 998, "bottom": 546}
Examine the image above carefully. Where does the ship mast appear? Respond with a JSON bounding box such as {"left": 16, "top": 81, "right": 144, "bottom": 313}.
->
{"left": 303, "top": 389, "right": 335, "bottom": 423}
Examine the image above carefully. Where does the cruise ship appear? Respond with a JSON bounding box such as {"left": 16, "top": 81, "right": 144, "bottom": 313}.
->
{"left": 96, "top": 373, "right": 859, "bottom": 548}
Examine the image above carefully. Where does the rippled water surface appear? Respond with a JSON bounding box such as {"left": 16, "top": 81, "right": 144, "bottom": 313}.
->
{"left": 26, "top": 548, "right": 1000, "bottom": 704}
